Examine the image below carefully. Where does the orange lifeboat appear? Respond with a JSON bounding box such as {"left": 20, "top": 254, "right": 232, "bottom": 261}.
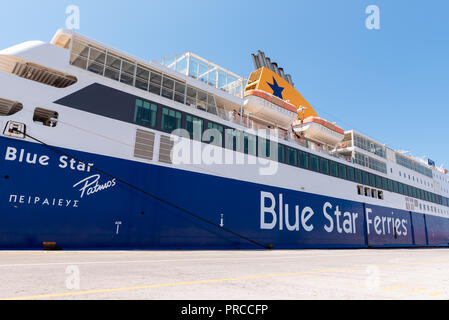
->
{"left": 292, "top": 116, "right": 344, "bottom": 146}
{"left": 243, "top": 89, "right": 299, "bottom": 128}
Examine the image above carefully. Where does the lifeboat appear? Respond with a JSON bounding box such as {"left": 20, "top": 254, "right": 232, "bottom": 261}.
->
{"left": 292, "top": 117, "right": 344, "bottom": 146}
{"left": 243, "top": 89, "right": 299, "bottom": 129}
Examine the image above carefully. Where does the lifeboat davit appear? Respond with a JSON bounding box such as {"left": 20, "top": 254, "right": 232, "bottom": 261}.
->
{"left": 243, "top": 89, "right": 299, "bottom": 128}
{"left": 292, "top": 117, "right": 344, "bottom": 146}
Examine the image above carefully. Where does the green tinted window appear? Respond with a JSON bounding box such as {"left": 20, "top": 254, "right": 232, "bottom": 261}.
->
{"left": 278, "top": 145, "right": 286, "bottom": 164}
{"left": 363, "top": 171, "right": 370, "bottom": 185}
{"left": 288, "top": 148, "right": 298, "bottom": 166}
{"left": 320, "top": 158, "right": 329, "bottom": 175}
{"left": 206, "top": 122, "right": 224, "bottom": 145}
{"left": 161, "top": 107, "right": 181, "bottom": 132}
{"left": 355, "top": 169, "right": 362, "bottom": 183}
{"left": 338, "top": 164, "right": 347, "bottom": 180}
{"left": 330, "top": 161, "right": 338, "bottom": 177}
{"left": 225, "top": 129, "right": 243, "bottom": 152}
{"left": 258, "top": 138, "right": 271, "bottom": 159}
{"left": 381, "top": 178, "right": 387, "bottom": 190}
{"left": 376, "top": 175, "right": 382, "bottom": 189}
{"left": 369, "top": 174, "right": 376, "bottom": 187}
{"left": 393, "top": 181, "right": 399, "bottom": 193}
{"left": 185, "top": 115, "right": 203, "bottom": 140}
{"left": 134, "top": 99, "right": 157, "bottom": 128}
{"left": 347, "top": 167, "right": 355, "bottom": 181}
{"left": 299, "top": 151, "right": 309, "bottom": 169}
{"left": 387, "top": 179, "right": 393, "bottom": 192}
{"left": 311, "top": 155, "right": 319, "bottom": 172}
{"left": 244, "top": 134, "right": 257, "bottom": 156}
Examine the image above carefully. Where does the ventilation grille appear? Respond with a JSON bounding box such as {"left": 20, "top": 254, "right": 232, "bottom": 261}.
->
{"left": 11, "top": 62, "right": 77, "bottom": 88}
{"left": 159, "top": 135, "right": 174, "bottom": 164}
{"left": 0, "top": 98, "right": 23, "bottom": 116}
{"left": 134, "top": 129, "right": 155, "bottom": 161}
{"left": 33, "top": 107, "right": 59, "bottom": 127}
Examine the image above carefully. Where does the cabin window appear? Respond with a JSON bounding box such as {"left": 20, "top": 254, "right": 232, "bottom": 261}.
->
{"left": 393, "top": 181, "right": 399, "bottom": 193}
{"left": 330, "top": 161, "right": 338, "bottom": 177}
{"left": 382, "top": 177, "right": 388, "bottom": 190}
{"left": 134, "top": 99, "right": 157, "bottom": 128}
{"left": 186, "top": 86, "right": 197, "bottom": 107}
{"left": 299, "top": 151, "right": 309, "bottom": 169}
{"left": 363, "top": 172, "right": 370, "bottom": 185}
{"left": 357, "top": 185, "right": 363, "bottom": 195}
{"left": 364, "top": 187, "right": 370, "bottom": 197}
{"left": 161, "top": 76, "right": 175, "bottom": 100}
{"left": 174, "top": 82, "right": 186, "bottom": 104}
{"left": 287, "top": 147, "right": 298, "bottom": 166}
{"left": 149, "top": 71, "right": 163, "bottom": 95}
{"left": 135, "top": 66, "right": 150, "bottom": 91}
{"left": 161, "top": 107, "right": 181, "bottom": 133}
{"left": 206, "top": 121, "right": 224, "bottom": 146}
{"left": 105, "top": 54, "right": 121, "bottom": 81}
{"left": 185, "top": 115, "right": 203, "bottom": 141}
{"left": 258, "top": 138, "right": 272, "bottom": 159}
{"left": 376, "top": 175, "right": 382, "bottom": 189}
{"left": 320, "top": 158, "right": 329, "bottom": 175}
{"left": 88, "top": 47, "right": 106, "bottom": 75}
{"left": 310, "top": 155, "right": 319, "bottom": 172}
{"left": 338, "top": 164, "right": 347, "bottom": 180}
{"left": 347, "top": 167, "right": 355, "bottom": 181}
{"left": 398, "top": 183, "right": 404, "bottom": 195}
{"left": 369, "top": 174, "right": 376, "bottom": 188}
{"left": 120, "top": 60, "right": 136, "bottom": 86}
{"left": 378, "top": 190, "right": 384, "bottom": 200}
{"left": 225, "top": 128, "right": 242, "bottom": 151}
{"left": 355, "top": 169, "right": 363, "bottom": 184}
{"left": 243, "top": 134, "right": 256, "bottom": 156}
{"left": 278, "top": 144, "right": 286, "bottom": 164}
{"left": 33, "top": 108, "right": 58, "bottom": 127}
{"left": 412, "top": 187, "right": 418, "bottom": 198}
{"left": 197, "top": 90, "right": 208, "bottom": 111}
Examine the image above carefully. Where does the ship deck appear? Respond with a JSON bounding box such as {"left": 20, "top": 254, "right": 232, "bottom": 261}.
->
{"left": 1, "top": 249, "right": 449, "bottom": 300}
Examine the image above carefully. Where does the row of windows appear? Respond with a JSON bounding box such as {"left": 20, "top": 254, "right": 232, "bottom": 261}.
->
{"left": 353, "top": 152, "right": 387, "bottom": 174}
{"left": 70, "top": 40, "right": 221, "bottom": 118}
{"left": 396, "top": 153, "right": 433, "bottom": 178}
{"left": 354, "top": 134, "right": 386, "bottom": 158}
{"left": 133, "top": 98, "right": 449, "bottom": 210}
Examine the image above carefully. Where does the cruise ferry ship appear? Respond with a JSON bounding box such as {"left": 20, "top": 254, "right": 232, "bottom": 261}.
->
{"left": 0, "top": 29, "right": 448, "bottom": 249}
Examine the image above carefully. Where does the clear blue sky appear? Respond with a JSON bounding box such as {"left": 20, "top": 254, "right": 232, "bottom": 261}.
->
{"left": 1, "top": 0, "right": 448, "bottom": 166}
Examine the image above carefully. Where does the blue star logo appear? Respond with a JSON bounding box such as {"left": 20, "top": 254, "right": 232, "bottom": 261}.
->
{"left": 267, "top": 77, "right": 284, "bottom": 99}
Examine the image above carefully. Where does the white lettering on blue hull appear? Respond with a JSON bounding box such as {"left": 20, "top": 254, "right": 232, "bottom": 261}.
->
{"left": 260, "top": 191, "right": 408, "bottom": 237}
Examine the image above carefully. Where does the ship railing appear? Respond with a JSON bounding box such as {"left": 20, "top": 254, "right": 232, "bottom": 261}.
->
{"left": 224, "top": 112, "right": 351, "bottom": 162}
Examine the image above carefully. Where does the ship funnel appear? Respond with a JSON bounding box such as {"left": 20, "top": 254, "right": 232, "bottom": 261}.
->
{"left": 252, "top": 50, "right": 294, "bottom": 86}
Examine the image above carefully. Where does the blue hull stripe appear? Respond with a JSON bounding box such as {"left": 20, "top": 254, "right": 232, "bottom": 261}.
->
{"left": 1, "top": 136, "right": 449, "bottom": 249}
